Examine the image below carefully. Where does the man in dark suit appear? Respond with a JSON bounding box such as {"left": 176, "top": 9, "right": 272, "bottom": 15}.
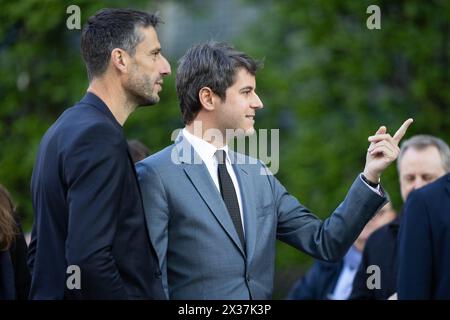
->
{"left": 28, "top": 8, "right": 171, "bottom": 299}
{"left": 398, "top": 172, "right": 450, "bottom": 299}
{"left": 137, "top": 41, "right": 413, "bottom": 299}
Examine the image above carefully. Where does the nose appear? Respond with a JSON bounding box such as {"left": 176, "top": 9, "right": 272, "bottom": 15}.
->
{"left": 413, "top": 178, "right": 426, "bottom": 190}
{"left": 160, "top": 54, "right": 171, "bottom": 76}
{"left": 251, "top": 93, "right": 263, "bottom": 110}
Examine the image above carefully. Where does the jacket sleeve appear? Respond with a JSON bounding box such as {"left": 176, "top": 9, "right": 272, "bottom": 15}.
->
{"left": 63, "top": 123, "right": 128, "bottom": 299}
{"left": 397, "top": 190, "right": 432, "bottom": 299}
{"left": 136, "top": 161, "right": 170, "bottom": 299}
{"left": 268, "top": 170, "right": 386, "bottom": 262}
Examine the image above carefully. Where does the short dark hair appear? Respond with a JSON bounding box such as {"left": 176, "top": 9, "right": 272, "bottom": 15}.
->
{"left": 176, "top": 41, "right": 262, "bottom": 124}
{"left": 81, "top": 8, "right": 161, "bottom": 80}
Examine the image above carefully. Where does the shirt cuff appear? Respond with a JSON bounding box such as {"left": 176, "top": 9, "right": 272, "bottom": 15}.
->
{"left": 359, "top": 173, "right": 382, "bottom": 196}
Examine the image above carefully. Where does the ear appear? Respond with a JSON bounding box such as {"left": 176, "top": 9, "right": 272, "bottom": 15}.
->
{"left": 199, "top": 87, "right": 216, "bottom": 111}
{"left": 110, "top": 48, "right": 129, "bottom": 74}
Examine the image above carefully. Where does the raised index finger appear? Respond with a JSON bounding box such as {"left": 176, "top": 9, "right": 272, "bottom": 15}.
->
{"left": 393, "top": 118, "right": 414, "bottom": 144}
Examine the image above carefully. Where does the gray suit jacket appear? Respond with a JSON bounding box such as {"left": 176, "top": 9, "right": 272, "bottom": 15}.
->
{"left": 137, "top": 132, "right": 386, "bottom": 299}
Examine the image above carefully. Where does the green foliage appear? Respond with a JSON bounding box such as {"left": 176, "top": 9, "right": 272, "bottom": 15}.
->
{"left": 0, "top": 0, "right": 448, "bottom": 298}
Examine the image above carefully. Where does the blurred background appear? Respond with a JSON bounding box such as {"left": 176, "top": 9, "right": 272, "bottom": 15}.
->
{"left": 0, "top": 0, "right": 448, "bottom": 298}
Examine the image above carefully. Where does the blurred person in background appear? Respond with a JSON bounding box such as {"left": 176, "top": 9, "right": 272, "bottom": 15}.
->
{"left": 0, "top": 184, "right": 30, "bottom": 300}
{"left": 128, "top": 139, "right": 151, "bottom": 163}
{"left": 287, "top": 200, "right": 396, "bottom": 300}
{"left": 397, "top": 171, "right": 450, "bottom": 297}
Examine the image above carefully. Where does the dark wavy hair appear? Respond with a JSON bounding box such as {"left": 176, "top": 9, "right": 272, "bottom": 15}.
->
{"left": 176, "top": 41, "right": 262, "bottom": 124}
{"left": 0, "top": 185, "right": 17, "bottom": 251}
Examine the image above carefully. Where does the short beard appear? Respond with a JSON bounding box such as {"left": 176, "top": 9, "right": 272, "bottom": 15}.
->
{"left": 135, "top": 91, "right": 159, "bottom": 107}
{"left": 125, "top": 66, "right": 160, "bottom": 107}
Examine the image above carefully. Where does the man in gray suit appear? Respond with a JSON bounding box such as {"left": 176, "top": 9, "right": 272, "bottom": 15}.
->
{"left": 137, "top": 41, "right": 413, "bottom": 299}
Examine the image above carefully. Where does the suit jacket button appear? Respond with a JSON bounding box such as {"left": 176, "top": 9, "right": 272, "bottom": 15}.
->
{"left": 246, "top": 275, "right": 250, "bottom": 282}
{"left": 155, "top": 270, "right": 162, "bottom": 279}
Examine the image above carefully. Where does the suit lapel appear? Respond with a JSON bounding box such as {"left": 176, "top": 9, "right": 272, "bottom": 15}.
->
{"left": 175, "top": 132, "right": 246, "bottom": 256}
{"left": 232, "top": 152, "right": 257, "bottom": 264}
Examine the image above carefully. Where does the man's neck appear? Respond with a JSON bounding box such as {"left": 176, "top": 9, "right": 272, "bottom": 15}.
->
{"left": 185, "top": 121, "right": 228, "bottom": 148}
{"left": 87, "top": 78, "right": 134, "bottom": 126}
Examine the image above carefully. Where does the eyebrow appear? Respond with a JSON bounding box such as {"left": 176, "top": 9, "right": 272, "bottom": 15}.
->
{"left": 149, "top": 47, "right": 161, "bottom": 54}
{"left": 239, "top": 86, "right": 254, "bottom": 92}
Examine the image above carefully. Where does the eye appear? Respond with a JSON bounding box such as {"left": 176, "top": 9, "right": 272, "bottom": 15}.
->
{"left": 149, "top": 50, "right": 160, "bottom": 60}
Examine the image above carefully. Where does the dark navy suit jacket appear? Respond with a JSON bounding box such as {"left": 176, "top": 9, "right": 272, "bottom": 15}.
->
{"left": 286, "top": 260, "right": 343, "bottom": 300}
{"left": 28, "top": 93, "right": 165, "bottom": 299}
{"left": 397, "top": 173, "right": 450, "bottom": 299}
{"left": 350, "top": 216, "right": 399, "bottom": 300}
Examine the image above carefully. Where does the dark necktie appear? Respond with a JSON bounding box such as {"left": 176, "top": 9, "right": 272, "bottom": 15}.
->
{"left": 215, "top": 150, "right": 245, "bottom": 248}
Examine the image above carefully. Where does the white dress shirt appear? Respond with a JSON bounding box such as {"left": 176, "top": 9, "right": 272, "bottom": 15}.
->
{"left": 182, "top": 128, "right": 245, "bottom": 233}
{"left": 328, "top": 245, "right": 362, "bottom": 300}
{"left": 359, "top": 174, "right": 383, "bottom": 196}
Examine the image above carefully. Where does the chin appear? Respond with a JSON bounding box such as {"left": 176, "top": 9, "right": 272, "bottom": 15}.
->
{"left": 137, "top": 95, "right": 160, "bottom": 107}
{"left": 245, "top": 127, "right": 256, "bottom": 136}
{"left": 231, "top": 127, "right": 255, "bottom": 138}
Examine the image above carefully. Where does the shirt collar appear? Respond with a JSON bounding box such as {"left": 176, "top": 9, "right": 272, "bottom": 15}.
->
{"left": 343, "top": 245, "right": 362, "bottom": 270}
{"left": 182, "top": 128, "right": 230, "bottom": 165}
